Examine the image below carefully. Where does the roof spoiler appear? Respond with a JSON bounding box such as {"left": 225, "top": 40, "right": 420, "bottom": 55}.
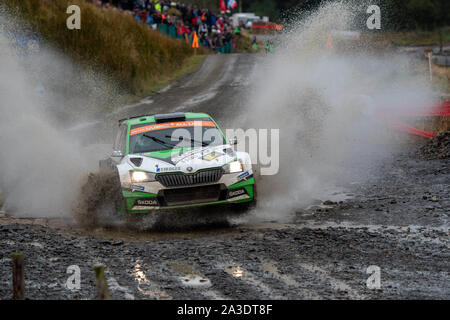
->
{"left": 118, "top": 112, "right": 186, "bottom": 125}
{"left": 154, "top": 112, "right": 186, "bottom": 123}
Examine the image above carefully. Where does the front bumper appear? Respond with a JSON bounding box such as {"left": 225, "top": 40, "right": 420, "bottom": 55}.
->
{"left": 122, "top": 177, "right": 255, "bottom": 213}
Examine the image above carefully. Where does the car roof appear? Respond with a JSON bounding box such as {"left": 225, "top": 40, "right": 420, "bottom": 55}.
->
{"left": 121, "top": 112, "right": 212, "bottom": 126}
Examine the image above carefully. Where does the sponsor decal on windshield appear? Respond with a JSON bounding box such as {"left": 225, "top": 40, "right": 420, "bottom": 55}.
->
{"left": 171, "top": 146, "right": 224, "bottom": 163}
{"left": 130, "top": 121, "right": 216, "bottom": 136}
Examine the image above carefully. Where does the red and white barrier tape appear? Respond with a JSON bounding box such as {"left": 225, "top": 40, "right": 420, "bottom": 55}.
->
{"left": 375, "top": 101, "right": 449, "bottom": 138}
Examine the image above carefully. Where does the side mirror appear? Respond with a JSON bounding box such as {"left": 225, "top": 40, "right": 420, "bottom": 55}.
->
{"left": 111, "top": 150, "right": 123, "bottom": 158}
{"left": 228, "top": 137, "right": 238, "bottom": 145}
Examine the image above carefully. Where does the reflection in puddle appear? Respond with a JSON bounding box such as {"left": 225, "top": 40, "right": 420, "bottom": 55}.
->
{"left": 225, "top": 265, "right": 244, "bottom": 278}
{"left": 134, "top": 264, "right": 147, "bottom": 283}
{"left": 179, "top": 275, "right": 212, "bottom": 288}
{"left": 168, "top": 261, "right": 226, "bottom": 299}
{"left": 233, "top": 266, "right": 244, "bottom": 278}
{"left": 222, "top": 263, "right": 284, "bottom": 299}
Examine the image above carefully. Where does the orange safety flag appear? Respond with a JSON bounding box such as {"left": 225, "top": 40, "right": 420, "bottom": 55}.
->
{"left": 327, "top": 35, "right": 333, "bottom": 49}
{"left": 192, "top": 32, "right": 199, "bottom": 49}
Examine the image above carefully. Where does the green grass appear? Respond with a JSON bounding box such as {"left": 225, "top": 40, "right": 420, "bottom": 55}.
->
{"left": 387, "top": 29, "right": 450, "bottom": 47}
{"left": 3, "top": 0, "right": 203, "bottom": 95}
{"left": 234, "top": 33, "right": 254, "bottom": 53}
{"left": 235, "top": 29, "right": 264, "bottom": 53}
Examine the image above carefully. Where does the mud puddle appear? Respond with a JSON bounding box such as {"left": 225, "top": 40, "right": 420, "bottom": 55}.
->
{"left": 0, "top": 209, "right": 243, "bottom": 243}
{"left": 0, "top": 214, "right": 75, "bottom": 230}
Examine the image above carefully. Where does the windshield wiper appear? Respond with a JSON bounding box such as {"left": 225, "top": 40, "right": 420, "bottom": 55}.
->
{"left": 143, "top": 134, "right": 177, "bottom": 149}
{"left": 166, "top": 135, "right": 210, "bottom": 147}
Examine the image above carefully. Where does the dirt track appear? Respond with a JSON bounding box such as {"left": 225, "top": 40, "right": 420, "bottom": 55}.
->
{"left": 0, "top": 54, "right": 449, "bottom": 299}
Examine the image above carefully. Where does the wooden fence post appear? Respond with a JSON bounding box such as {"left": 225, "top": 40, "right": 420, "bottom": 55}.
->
{"left": 93, "top": 264, "right": 110, "bottom": 300}
{"left": 12, "top": 252, "right": 25, "bottom": 300}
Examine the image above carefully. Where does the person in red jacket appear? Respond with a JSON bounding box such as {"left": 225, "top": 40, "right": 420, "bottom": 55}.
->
{"left": 138, "top": 9, "right": 148, "bottom": 23}
{"left": 177, "top": 22, "right": 185, "bottom": 36}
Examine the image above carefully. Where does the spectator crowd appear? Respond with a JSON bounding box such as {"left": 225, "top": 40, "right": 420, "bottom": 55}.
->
{"left": 88, "top": 0, "right": 240, "bottom": 52}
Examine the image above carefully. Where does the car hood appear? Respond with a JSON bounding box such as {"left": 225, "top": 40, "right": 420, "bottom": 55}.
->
{"left": 124, "top": 145, "right": 236, "bottom": 173}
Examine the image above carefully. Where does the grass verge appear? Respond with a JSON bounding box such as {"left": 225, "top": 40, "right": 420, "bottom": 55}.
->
{"left": 363, "top": 28, "right": 450, "bottom": 48}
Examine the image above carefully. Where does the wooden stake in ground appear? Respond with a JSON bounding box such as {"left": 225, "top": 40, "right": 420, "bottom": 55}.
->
{"left": 192, "top": 32, "right": 199, "bottom": 55}
{"left": 428, "top": 51, "right": 433, "bottom": 82}
{"left": 93, "top": 264, "right": 110, "bottom": 300}
{"left": 424, "top": 49, "right": 433, "bottom": 82}
{"left": 12, "top": 252, "right": 25, "bottom": 300}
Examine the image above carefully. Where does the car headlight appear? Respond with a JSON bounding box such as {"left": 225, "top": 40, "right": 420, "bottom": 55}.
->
{"left": 130, "top": 171, "right": 155, "bottom": 182}
{"left": 223, "top": 160, "right": 243, "bottom": 174}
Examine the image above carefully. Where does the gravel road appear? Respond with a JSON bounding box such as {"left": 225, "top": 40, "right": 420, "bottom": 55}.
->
{"left": 0, "top": 54, "right": 448, "bottom": 299}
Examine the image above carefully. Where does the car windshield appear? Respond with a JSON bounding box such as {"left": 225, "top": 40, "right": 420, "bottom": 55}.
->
{"left": 129, "top": 120, "right": 226, "bottom": 153}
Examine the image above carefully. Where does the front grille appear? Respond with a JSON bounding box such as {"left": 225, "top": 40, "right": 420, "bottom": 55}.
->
{"left": 162, "top": 184, "right": 222, "bottom": 206}
{"left": 156, "top": 168, "right": 223, "bottom": 187}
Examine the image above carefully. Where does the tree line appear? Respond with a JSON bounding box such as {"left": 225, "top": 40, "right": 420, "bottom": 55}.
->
{"left": 192, "top": 0, "right": 449, "bottom": 31}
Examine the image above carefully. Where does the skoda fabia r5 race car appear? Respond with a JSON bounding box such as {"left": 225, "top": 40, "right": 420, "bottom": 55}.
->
{"left": 100, "top": 112, "right": 256, "bottom": 216}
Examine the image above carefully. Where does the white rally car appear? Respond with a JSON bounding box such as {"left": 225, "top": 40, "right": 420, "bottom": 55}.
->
{"left": 100, "top": 112, "right": 256, "bottom": 215}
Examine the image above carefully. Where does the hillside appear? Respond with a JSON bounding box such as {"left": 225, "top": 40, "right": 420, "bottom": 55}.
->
{"left": 2, "top": 0, "right": 202, "bottom": 95}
